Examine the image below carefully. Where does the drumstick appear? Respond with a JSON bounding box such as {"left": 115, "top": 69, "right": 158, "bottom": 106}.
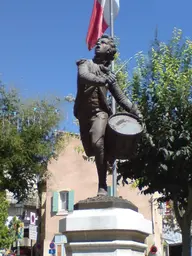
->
{"left": 105, "top": 57, "right": 132, "bottom": 89}
{"left": 115, "top": 57, "right": 132, "bottom": 75}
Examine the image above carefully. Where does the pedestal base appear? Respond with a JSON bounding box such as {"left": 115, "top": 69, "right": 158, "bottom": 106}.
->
{"left": 59, "top": 198, "right": 152, "bottom": 256}
{"left": 65, "top": 241, "right": 146, "bottom": 256}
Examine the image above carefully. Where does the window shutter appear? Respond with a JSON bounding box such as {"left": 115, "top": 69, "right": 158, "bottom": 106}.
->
{"left": 107, "top": 186, "right": 113, "bottom": 196}
{"left": 67, "top": 190, "right": 74, "bottom": 212}
{"left": 52, "top": 191, "right": 59, "bottom": 212}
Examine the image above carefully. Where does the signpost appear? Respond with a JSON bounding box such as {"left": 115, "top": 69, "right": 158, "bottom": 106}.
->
{"left": 49, "top": 242, "right": 55, "bottom": 249}
{"left": 30, "top": 212, "right": 36, "bottom": 225}
{"left": 29, "top": 225, "right": 37, "bottom": 240}
{"left": 29, "top": 212, "right": 37, "bottom": 256}
{"left": 49, "top": 242, "right": 55, "bottom": 255}
{"left": 49, "top": 249, "right": 56, "bottom": 255}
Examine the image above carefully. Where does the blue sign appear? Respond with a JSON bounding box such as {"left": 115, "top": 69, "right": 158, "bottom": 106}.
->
{"left": 49, "top": 242, "right": 55, "bottom": 249}
{"left": 49, "top": 249, "right": 56, "bottom": 254}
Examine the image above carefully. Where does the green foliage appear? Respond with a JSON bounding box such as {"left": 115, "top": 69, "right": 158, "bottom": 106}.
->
{"left": 0, "top": 192, "right": 13, "bottom": 248}
{"left": 0, "top": 193, "right": 22, "bottom": 249}
{"left": 8, "top": 216, "right": 22, "bottom": 243}
{"left": 118, "top": 28, "right": 192, "bottom": 206}
{"left": 0, "top": 84, "right": 63, "bottom": 201}
{"left": 117, "top": 28, "right": 192, "bottom": 254}
{"left": 115, "top": 53, "right": 130, "bottom": 94}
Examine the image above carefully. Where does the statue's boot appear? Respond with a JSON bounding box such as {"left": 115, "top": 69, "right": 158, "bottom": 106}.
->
{"left": 95, "top": 148, "right": 108, "bottom": 196}
{"left": 97, "top": 188, "right": 108, "bottom": 196}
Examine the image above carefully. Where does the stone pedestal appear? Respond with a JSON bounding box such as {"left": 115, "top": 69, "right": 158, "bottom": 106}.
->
{"left": 59, "top": 196, "right": 152, "bottom": 256}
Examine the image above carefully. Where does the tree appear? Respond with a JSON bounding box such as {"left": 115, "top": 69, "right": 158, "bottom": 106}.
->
{"left": 0, "top": 84, "right": 63, "bottom": 201}
{"left": 118, "top": 28, "right": 192, "bottom": 255}
{"left": 8, "top": 216, "right": 22, "bottom": 246}
{"left": 0, "top": 192, "right": 23, "bottom": 249}
{"left": 0, "top": 192, "right": 13, "bottom": 248}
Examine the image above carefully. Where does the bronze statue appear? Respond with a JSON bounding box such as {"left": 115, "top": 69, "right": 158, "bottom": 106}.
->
{"left": 74, "top": 35, "right": 142, "bottom": 196}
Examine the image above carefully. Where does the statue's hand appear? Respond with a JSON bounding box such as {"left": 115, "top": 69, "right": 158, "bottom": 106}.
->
{"left": 106, "top": 72, "right": 116, "bottom": 85}
{"left": 130, "top": 104, "right": 143, "bottom": 122}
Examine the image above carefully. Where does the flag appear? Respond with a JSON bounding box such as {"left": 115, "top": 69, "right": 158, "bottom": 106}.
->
{"left": 86, "top": 0, "right": 120, "bottom": 50}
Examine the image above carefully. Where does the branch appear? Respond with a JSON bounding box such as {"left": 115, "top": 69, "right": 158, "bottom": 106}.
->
{"left": 173, "top": 197, "right": 182, "bottom": 228}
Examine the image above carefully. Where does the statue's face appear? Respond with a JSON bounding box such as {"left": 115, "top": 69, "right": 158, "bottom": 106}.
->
{"left": 95, "top": 37, "right": 111, "bottom": 58}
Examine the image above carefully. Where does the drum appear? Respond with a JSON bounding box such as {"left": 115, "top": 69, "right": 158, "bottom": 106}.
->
{"left": 105, "top": 112, "right": 143, "bottom": 160}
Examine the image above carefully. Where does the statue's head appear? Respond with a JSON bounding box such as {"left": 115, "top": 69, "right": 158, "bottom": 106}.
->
{"left": 94, "top": 34, "right": 117, "bottom": 62}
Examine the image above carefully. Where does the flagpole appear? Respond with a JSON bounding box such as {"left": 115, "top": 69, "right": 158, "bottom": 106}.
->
{"left": 110, "top": 0, "right": 117, "bottom": 197}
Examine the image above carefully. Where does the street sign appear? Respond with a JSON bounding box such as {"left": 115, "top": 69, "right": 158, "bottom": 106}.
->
{"left": 29, "top": 224, "right": 37, "bottom": 240}
{"left": 30, "top": 212, "right": 36, "bottom": 225}
{"left": 49, "top": 249, "right": 56, "bottom": 254}
{"left": 49, "top": 242, "right": 55, "bottom": 249}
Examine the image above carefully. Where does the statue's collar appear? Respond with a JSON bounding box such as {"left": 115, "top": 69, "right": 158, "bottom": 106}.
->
{"left": 92, "top": 57, "right": 111, "bottom": 73}
{"left": 99, "top": 64, "right": 110, "bottom": 74}
{"left": 93, "top": 57, "right": 109, "bottom": 65}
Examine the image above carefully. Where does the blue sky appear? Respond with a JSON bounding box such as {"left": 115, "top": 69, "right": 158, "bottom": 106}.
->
{"left": 0, "top": 0, "right": 191, "bottom": 132}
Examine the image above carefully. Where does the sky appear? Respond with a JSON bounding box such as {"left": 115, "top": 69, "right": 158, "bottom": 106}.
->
{"left": 0, "top": 0, "right": 191, "bottom": 132}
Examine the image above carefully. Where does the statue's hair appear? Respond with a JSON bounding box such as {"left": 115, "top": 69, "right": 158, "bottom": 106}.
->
{"left": 99, "top": 34, "right": 117, "bottom": 61}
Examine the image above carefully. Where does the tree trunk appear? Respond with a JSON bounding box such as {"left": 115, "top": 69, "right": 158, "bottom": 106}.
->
{"left": 181, "top": 217, "right": 191, "bottom": 256}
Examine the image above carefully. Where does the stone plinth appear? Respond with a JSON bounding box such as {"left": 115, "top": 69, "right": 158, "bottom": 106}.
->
{"left": 59, "top": 196, "right": 152, "bottom": 256}
{"left": 74, "top": 195, "right": 138, "bottom": 212}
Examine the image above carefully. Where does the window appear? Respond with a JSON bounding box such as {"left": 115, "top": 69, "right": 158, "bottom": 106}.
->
{"left": 15, "top": 207, "right": 23, "bottom": 216}
{"left": 52, "top": 190, "right": 74, "bottom": 214}
{"left": 59, "top": 191, "right": 68, "bottom": 211}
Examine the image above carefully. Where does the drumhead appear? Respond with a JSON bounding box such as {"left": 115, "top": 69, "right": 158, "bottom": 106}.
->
{"left": 108, "top": 113, "right": 143, "bottom": 135}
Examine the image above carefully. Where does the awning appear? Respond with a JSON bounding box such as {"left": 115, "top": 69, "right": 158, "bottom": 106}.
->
{"left": 54, "top": 234, "right": 67, "bottom": 244}
{"left": 162, "top": 231, "right": 182, "bottom": 245}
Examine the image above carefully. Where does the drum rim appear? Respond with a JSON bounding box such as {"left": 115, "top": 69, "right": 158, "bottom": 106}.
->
{"left": 108, "top": 112, "right": 143, "bottom": 136}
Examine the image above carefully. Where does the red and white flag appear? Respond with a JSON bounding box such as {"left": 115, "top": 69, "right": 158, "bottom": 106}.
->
{"left": 86, "top": 0, "right": 120, "bottom": 50}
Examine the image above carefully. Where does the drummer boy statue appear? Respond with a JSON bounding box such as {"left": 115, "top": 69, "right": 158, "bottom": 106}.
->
{"left": 74, "top": 34, "right": 142, "bottom": 196}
